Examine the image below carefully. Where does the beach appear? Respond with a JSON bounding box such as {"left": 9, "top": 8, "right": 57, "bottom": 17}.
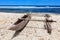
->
{"left": 0, "top": 12, "right": 60, "bottom": 40}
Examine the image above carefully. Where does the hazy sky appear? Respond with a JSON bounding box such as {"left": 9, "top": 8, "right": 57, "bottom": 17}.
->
{"left": 0, "top": 0, "right": 60, "bottom": 5}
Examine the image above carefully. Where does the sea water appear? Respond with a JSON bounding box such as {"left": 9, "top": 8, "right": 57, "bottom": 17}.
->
{"left": 0, "top": 6, "right": 60, "bottom": 14}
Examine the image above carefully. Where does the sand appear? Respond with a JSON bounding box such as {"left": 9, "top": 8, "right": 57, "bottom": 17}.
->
{"left": 0, "top": 12, "right": 60, "bottom": 40}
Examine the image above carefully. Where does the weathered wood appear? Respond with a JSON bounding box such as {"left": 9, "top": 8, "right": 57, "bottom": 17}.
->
{"left": 44, "top": 14, "right": 56, "bottom": 34}
{"left": 9, "top": 14, "right": 31, "bottom": 39}
{"left": 9, "top": 14, "right": 31, "bottom": 31}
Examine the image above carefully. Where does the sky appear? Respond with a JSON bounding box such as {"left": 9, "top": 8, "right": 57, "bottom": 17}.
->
{"left": 0, "top": 0, "right": 60, "bottom": 5}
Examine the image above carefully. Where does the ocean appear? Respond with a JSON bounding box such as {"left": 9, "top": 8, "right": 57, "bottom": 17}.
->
{"left": 0, "top": 5, "right": 60, "bottom": 14}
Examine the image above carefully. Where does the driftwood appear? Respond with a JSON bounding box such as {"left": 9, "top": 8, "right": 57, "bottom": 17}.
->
{"left": 8, "top": 14, "right": 56, "bottom": 39}
{"left": 30, "top": 14, "right": 56, "bottom": 34}
{"left": 44, "top": 14, "right": 56, "bottom": 34}
{"left": 9, "top": 14, "right": 31, "bottom": 39}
